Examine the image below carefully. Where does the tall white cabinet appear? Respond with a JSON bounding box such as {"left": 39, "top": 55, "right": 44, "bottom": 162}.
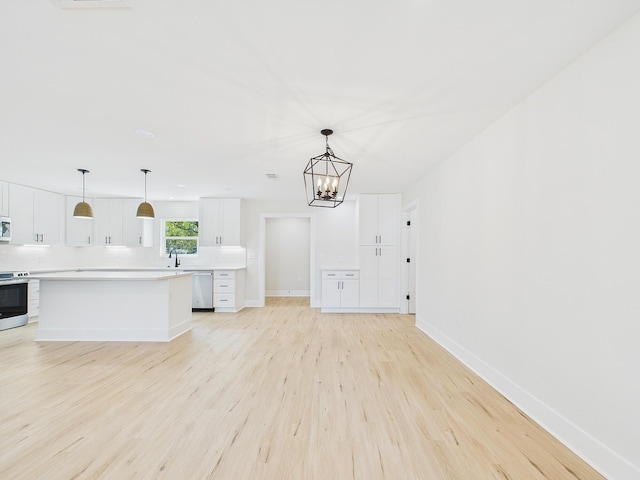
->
{"left": 199, "top": 198, "right": 243, "bottom": 246}
{"left": 357, "top": 194, "right": 401, "bottom": 311}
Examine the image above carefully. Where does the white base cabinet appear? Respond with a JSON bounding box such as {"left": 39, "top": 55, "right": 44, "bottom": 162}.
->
{"left": 321, "top": 270, "right": 359, "bottom": 312}
{"left": 213, "top": 270, "right": 245, "bottom": 312}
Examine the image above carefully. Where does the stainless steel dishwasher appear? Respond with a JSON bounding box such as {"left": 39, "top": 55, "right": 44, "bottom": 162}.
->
{"left": 190, "top": 271, "right": 214, "bottom": 311}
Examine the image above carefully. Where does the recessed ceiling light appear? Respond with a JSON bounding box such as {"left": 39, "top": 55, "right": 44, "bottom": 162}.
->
{"left": 134, "top": 129, "right": 156, "bottom": 138}
{"left": 176, "top": 184, "right": 186, "bottom": 188}
{"left": 265, "top": 173, "right": 278, "bottom": 179}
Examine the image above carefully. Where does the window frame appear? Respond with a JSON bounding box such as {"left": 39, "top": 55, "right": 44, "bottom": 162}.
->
{"left": 161, "top": 219, "right": 200, "bottom": 256}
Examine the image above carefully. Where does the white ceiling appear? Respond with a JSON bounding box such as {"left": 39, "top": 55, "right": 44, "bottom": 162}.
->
{"left": 1, "top": 0, "right": 639, "bottom": 203}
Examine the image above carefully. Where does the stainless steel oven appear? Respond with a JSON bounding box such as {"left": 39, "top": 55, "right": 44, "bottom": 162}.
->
{"left": 0, "top": 274, "right": 29, "bottom": 331}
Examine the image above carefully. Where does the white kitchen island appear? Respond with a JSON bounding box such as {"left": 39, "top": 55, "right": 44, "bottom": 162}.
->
{"left": 33, "top": 271, "right": 193, "bottom": 342}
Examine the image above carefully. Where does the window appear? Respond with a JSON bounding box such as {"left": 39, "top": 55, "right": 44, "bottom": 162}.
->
{"left": 163, "top": 220, "right": 199, "bottom": 255}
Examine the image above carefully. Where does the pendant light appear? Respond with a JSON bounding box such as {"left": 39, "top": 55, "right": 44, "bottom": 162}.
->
{"left": 73, "top": 169, "right": 93, "bottom": 219}
{"left": 303, "top": 129, "right": 353, "bottom": 208}
{"left": 136, "top": 168, "right": 155, "bottom": 218}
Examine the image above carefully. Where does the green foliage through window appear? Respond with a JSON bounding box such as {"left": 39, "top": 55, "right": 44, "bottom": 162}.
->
{"left": 164, "top": 220, "right": 198, "bottom": 255}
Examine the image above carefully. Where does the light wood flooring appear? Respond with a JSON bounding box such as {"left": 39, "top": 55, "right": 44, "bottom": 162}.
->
{"left": 0, "top": 297, "right": 605, "bottom": 479}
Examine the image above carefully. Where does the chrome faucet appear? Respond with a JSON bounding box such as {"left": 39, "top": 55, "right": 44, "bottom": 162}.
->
{"left": 168, "top": 248, "right": 180, "bottom": 268}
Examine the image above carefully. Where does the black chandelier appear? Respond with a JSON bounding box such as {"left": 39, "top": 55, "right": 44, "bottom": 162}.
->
{"left": 303, "top": 129, "right": 353, "bottom": 208}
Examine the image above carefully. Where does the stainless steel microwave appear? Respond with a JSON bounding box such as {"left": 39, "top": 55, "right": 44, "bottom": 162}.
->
{"left": 0, "top": 217, "right": 11, "bottom": 242}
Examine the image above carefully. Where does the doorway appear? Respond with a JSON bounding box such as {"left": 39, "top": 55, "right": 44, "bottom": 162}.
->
{"left": 258, "top": 213, "right": 316, "bottom": 307}
{"left": 265, "top": 217, "right": 310, "bottom": 297}
{"left": 401, "top": 201, "right": 418, "bottom": 314}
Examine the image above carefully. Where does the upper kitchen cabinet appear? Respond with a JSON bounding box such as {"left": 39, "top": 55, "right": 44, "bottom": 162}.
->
{"left": 9, "top": 184, "right": 65, "bottom": 245}
{"left": 199, "top": 198, "right": 243, "bottom": 246}
{"left": 0, "top": 181, "right": 8, "bottom": 216}
{"left": 93, "top": 198, "right": 124, "bottom": 246}
{"left": 66, "top": 195, "right": 93, "bottom": 246}
{"left": 122, "top": 199, "right": 154, "bottom": 247}
{"left": 358, "top": 194, "right": 401, "bottom": 246}
{"left": 67, "top": 197, "right": 153, "bottom": 247}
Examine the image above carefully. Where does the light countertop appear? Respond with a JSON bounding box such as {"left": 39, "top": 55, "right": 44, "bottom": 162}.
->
{"left": 31, "top": 271, "right": 193, "bottom": 281}
{"left": 27, "top": 266, "right": 246, "bottom": 275}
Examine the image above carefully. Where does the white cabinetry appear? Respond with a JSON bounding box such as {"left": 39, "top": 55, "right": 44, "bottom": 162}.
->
{"left": 200, "top": 198, "right": 243, "bottom": 246}
{"left": 122, "top": 199, "right": 153, "bottom": 247}
{"left": 66, "top": 196, "right": 93, "bottom": 246}
{"left": 359, "top": 246, "right": 398, "bottom": 309}
{"left": 9, "top": 184, "right": 64, "bottom": 245}
{"left": 213, "top": 270, "right": 245, "bottom": 312}
{"left": 321, "top": 270, "right": 359, "bottom": 311}
{"left": 358, "top": 194, "right": 400, "bottom": 246}
{"left": 357, "top": 194, "right": 400, "bottom": 311}
{"left": 74, "top": 198, "right": 153, "bottom": 247}
{"left": 28, "top": 279, "right": 40, "bottom": 320}
{"left": 0, "top": 181, "right": 8, "bottom": 216}
{"left": 93, "top": 199, "right": 124, "bottom": 245}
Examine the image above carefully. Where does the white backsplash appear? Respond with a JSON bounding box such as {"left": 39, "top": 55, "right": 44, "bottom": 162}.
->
{"left": 0, "top": 244, "right": 246, "bottom": 272}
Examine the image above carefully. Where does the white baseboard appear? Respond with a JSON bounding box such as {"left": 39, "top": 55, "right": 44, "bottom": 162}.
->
{"left": 265, "top": 290, "right": 310, "bottom": 297}
{"left": 415, "top": 317, "right": 640, "bottom": 480}
{"left": 320, "top": 307, "right": 400, "bottom": 313}
{"left": 35, "top": 324, "right": 191, "bottom": 342}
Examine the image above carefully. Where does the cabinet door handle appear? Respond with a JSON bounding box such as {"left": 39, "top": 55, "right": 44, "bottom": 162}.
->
{"left": 139, "top": 236, "right": 142, "bottom": 244}
{"left": 88, "top": 236, "right": 91, "bottom": 244}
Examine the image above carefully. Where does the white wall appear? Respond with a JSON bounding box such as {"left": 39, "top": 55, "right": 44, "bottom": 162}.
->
{"left": 409, "top": 13, "right": 640, "bottom": 479}
{"left": 265, "top": 217, "right": 310, "bottom": 296}
{"left": 0, "top": 201, "right": 245, "bottom": 271}
{"left": 243, "top": 198, "right": 357, "bottom": 306}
